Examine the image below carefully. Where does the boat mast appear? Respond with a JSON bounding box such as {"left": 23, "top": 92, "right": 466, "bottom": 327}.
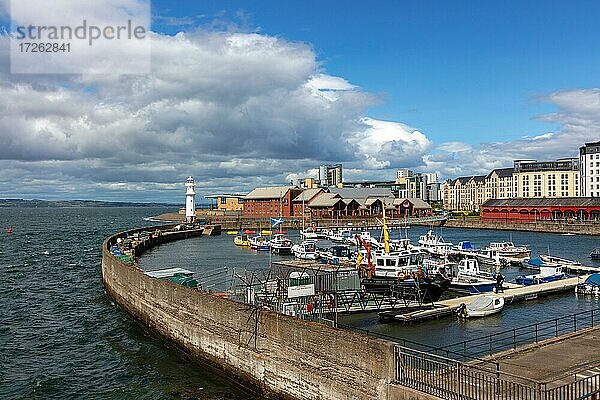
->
{"left": 383, "top": 207, "right": 390, "bottom": 255}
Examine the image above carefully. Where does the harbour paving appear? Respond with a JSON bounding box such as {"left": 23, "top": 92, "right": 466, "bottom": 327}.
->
{"left": 491, "top": 325, "right": 600, "bottom": 386}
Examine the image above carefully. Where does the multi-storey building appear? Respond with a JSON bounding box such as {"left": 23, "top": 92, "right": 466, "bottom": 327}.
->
{"left": 444, "top": 158, "right": 581, "bottom": 211}
{"left": 485, "top": 168, "right": 514, "bottom": 200}
{"left": 243, "top": 186, "right": 303, "bottom": 217}
{"left": 395, "top": 169, "right": 440, "bottom": 203}
{"left": 580, "top": 141, "right": 600, "bottom": 197}
{"left": 512, "top": 158, "right": 579, "bottom": 198}
{"left": 204, "top": 194, "right": 246, "bottom": 212}
{"left": 318, "top": 164, "right": 343, "bottom": 187}
{"left": 443, "top": 176, "right": 486, "bottom": 211}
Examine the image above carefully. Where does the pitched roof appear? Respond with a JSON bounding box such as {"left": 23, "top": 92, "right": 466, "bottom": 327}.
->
{"left": 394, "top": 198, "right": 432, "bottom": 209}
{"left": 328, "top": 187, "right": 394, "bottom": 199}
{"left": 292, "top": 188, "right": 323, "bottom": 203}
{"left": 471, "top": 175, "right": 487, "bottom": 183}
{"left": 482, "top": 197, "right": 600, "bottom": 208}
{"left": 245, "top": 186, "right": 297, "bottom": 200}
{"left": 487, "top": 168, "right": 514, "bottom": 179}
{"left": 307, "top": 192, "right": 343, "bottom": 207}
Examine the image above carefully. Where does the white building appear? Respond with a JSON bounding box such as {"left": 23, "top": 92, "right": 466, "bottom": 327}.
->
{"left": 580, "top": 141, "right": 600, "bottom": 197}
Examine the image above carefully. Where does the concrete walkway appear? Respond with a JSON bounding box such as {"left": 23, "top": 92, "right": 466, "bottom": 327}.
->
{"left": 493, "top": 325, "right": 600, "bottom": 385}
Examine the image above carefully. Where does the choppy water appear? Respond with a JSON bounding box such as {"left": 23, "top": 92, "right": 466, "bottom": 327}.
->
{"left": 1, "top": 208, "right": 598, "bottom": 399}
{"left": 0, "top": 207, "right": 263, "bottom": 400}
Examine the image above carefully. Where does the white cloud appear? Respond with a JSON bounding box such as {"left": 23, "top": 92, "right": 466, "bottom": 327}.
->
{"left": 0, "top": 25, "right": 435, "bottom": 201}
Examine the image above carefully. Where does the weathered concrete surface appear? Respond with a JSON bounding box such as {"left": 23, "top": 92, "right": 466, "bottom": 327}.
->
{"left": 446, "top": 219, "right": 600, "bottom": 236}
{"left": 102, "top": 228, "right": 425, "bottom": 400}
{"left": 490, "top": 325, "right": 600, "bottom": 384}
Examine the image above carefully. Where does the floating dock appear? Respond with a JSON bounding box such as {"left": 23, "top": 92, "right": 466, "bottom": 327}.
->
{"left": 381, "top": 275, "right": 587, "bottom": 323}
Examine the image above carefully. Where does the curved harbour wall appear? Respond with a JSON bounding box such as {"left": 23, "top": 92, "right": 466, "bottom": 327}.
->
{"left": 101, "top": 226, "right": 415, "bottom": 400}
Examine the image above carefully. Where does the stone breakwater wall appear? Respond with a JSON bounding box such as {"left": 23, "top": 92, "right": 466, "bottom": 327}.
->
{"left": 445, "top": 219, "right": 600, "bottom": 236}
{"left": 101, "top": 226, "right": 423, "bottom": 400}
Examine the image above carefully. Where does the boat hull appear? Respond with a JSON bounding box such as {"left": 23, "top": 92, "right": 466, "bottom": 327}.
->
{"left": 271, "top": 246, "right": 292, "bottom": 255}
{"left": 449, "top": 281, "right": 497, "bottom": 295}
{"left": 361, "top": 277, "right": 450, "bottom": 302}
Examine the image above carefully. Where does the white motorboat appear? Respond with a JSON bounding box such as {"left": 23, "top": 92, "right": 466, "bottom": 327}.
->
{"left": 482, "top": 242, "right": 531, "bottom": 263}
{"left": 539, "top": 253, "right": 581, "bottom": 266}
{"left": 300, "top": 227, "right": 319, "bottom": 240}
{"left": 270, "top": 234, "right": 293, "bottom": 255}
{"left": 448, "top": 258, "right": 497, "bottom": 295}
{"left": 249, "top": 235, "right": 270, "bottom": 251}
{"left": 328, "top": 229, "right": 353, "bottom": 243}
{"left": 457, "top": 295, "right": 504, "bottom": 318}
{"left": 291, "top": 240, "right": 320, "bottom": 260}
{"left": 515, "top": 265, "right": 566, "bottom": 286}
{"left": 418, "top": 230, "right": 453, "bottom": 257}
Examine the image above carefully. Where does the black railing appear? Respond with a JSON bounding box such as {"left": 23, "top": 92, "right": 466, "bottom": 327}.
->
{"left": 437, "top": 308, "right": 600, "bottom": 360}
{"left": 395, "top": 345, "right": 600, "bottom": 400}
{"left": 395, "top": 346, "right": 542, "bottom": 400}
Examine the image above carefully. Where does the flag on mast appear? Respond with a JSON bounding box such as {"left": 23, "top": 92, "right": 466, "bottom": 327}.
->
{"left": 271, "top": 217, "right": 284, "bottom": 227}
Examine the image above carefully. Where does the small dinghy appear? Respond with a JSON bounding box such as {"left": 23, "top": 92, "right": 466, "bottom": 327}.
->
{"left": 457, "top": 295, "right": 504, "bottom": 318}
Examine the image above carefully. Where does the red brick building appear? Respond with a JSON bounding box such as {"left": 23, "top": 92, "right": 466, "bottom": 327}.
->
{"left": 292, "top": 188, "right": 324, "bottom": 217}
{"left": 243, "top": 186, "right": 303, "bottom": 217}
{"left": 481, "top": 198, "right": 600, "bottom": 222}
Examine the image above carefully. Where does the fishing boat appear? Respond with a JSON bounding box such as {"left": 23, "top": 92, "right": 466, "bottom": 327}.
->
{"left": 249, "top": 235, "right": 271, "bottom": 251}
{"left": 539, "top": 253, "right": 581, "bottom": 266}
{"left": 575, "top": 273, "right": 600, "bottom": 295}
{"left": 456, "top": 295, "right": 504, "bottom": 318}
{"left": 291, "top": 240, "right": 320, "bottom": 260}
{"left": 417, "top": 230, "right": 453, "bottom": 257}
{"left": 515, "top": 265, "right": 566, "bottom": 285}
{"left": 318, "top": 245, "right": 353, "bottom": 264}
{"left": 591, "top": 248, "right": 600, "bottom": 261}
{"left": 482, "top": 242, "right": 531, "bottom": 264}
{"left": 355, "top": 212, "right": 450, "bottom": 302}
{"left": 448, "top": 258, "right": 498, "bottom": 294}
{"left": 234, "top": 234, "right": 250, "bottom": 247}
{"left": 270, "top": 234, "right": 293, "bottom": 255}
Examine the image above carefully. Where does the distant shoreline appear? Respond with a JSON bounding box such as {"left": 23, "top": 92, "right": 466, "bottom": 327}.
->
{"left": 0, "top": 199, "right": 179, "bottom": 208}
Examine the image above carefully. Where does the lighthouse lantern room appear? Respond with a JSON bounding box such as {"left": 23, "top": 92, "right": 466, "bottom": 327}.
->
{"left": 185, "top": 176, "right": 196, "bottom": 223}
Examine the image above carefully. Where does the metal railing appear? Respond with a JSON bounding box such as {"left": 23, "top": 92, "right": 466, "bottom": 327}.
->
{"left": 437, "top": 308, "right": 600, "bottom": 360}
{"left": 395, "top": 345, "right": 600, "bottom": 400}
{"left": 396, "top": 346, "right": 543, "bottom": 400}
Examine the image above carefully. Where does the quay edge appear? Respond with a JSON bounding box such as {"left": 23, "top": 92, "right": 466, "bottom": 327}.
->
{"left": 101, "top": 225, "right": 429, "bottom": 400}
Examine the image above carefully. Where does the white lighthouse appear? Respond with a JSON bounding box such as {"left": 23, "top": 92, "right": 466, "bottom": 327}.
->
{"left": 185, "top": 176, "right": 196, "bottom": 223}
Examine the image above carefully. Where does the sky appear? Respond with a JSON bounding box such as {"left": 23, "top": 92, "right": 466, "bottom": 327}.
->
{"left": 1, "top": 0, "right": 600, "bottom": 203}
